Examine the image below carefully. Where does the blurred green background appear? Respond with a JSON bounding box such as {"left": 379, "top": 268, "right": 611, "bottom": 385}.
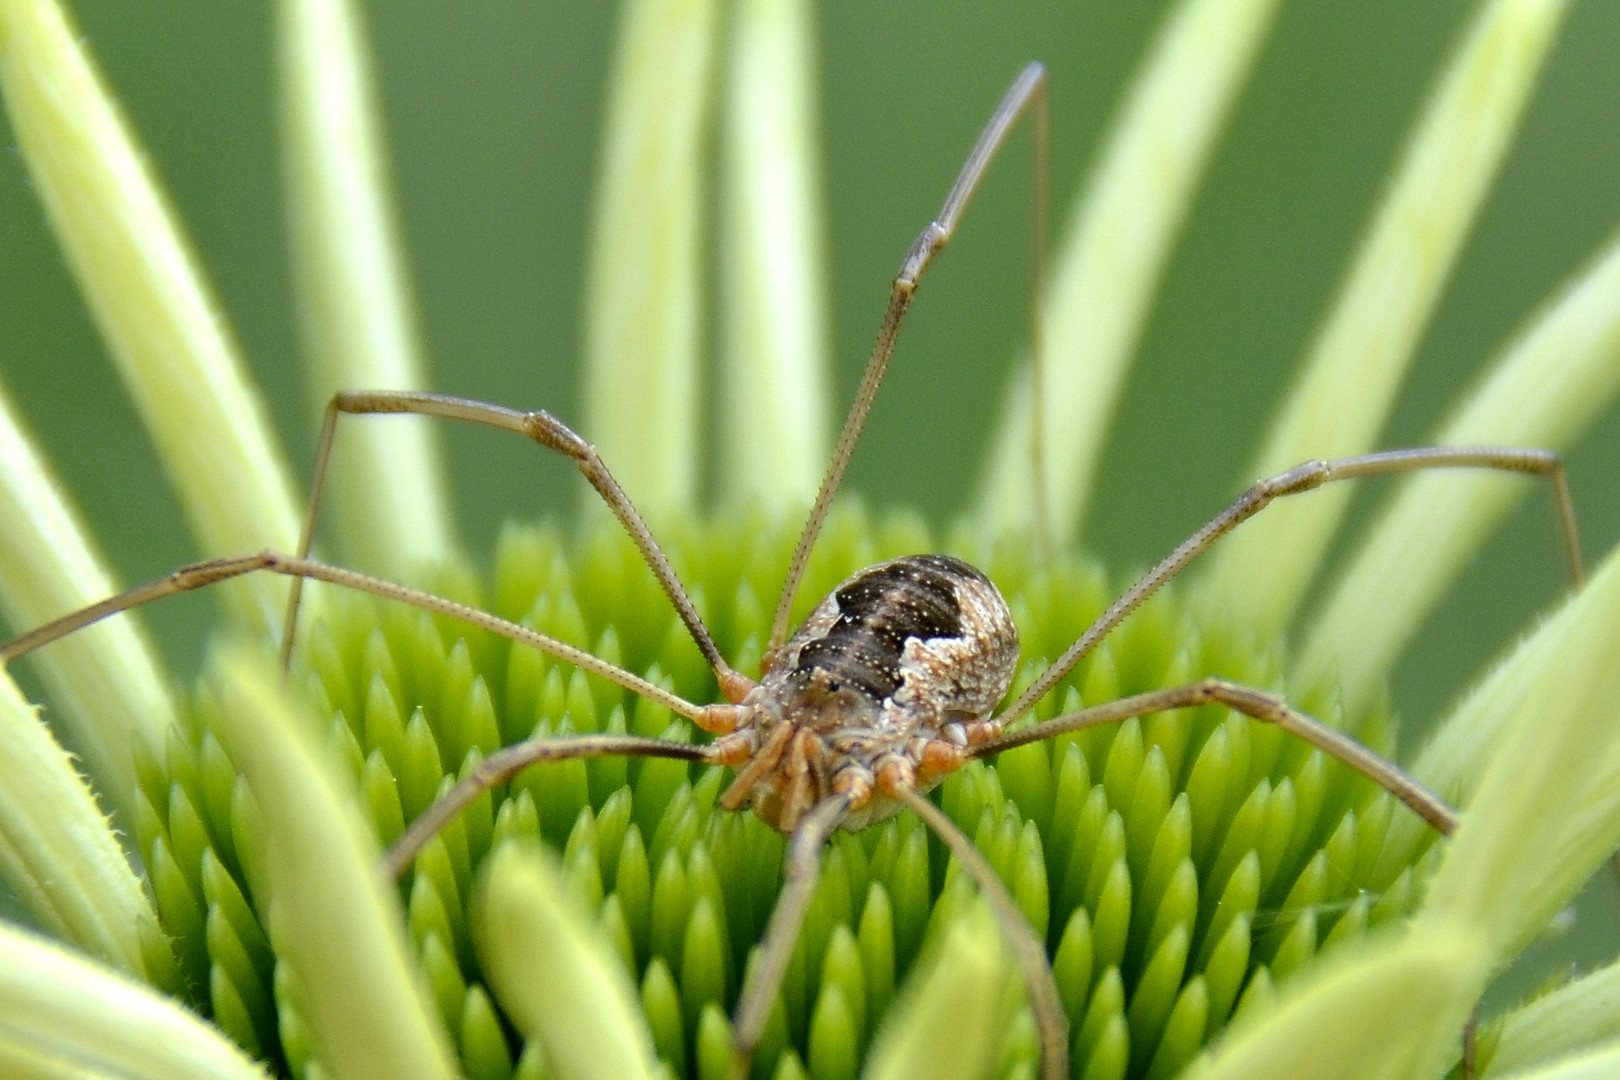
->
{"left": 2, "top": 0, "right": 1619, "bottom": 999}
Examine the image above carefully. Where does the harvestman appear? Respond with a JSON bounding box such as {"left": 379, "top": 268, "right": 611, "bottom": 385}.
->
{"left": 0, "top": 62, "right": 1586, "bottom": 1080}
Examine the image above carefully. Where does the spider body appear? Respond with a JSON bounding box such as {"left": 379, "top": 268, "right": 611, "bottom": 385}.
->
{"left": 716, "top": 553, "right": 1019, "bottom": 832}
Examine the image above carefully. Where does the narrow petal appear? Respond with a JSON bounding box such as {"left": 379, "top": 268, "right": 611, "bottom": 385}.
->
{"left": 0, "top": 922, "right": 266, "bottom": 1080}
{"left": 0, "top": 0, "right": 301, "bottom": 635}
{"left": 1487, "top": 959, "right": 1620, "bottom": 1076}
{"left": 1489, "top": 1043, "right": 1620, "bottom": 1080}
{"left": 473, "top": 839, "right": 661, "bottom": 1080}
{"left": 718, "top": 0, "right": 830, "bottom": 510}
{"left": 277, "top": 0, "right": 455, "bottom": 572}
{"left": 1374, "top": 537, "right": 1620, "bottom": 900}
{"left": 0, "top": 379, "right": 174, "bottom": 818}
{"left": 1179, "top": 921, "right": 1486, "bottom": 1080}
{"left": 0, "top": 672, "right": 172, "bottom": 985}
{"left": 1300, "top": 225, "right": 1620, "bottom": 714}
{"left": 208, "top": 645, "right": 458, "bottom": 1080}
{"left": 975, "top": 0, "right": 1287, "bottom": 545}
{"left": 1203, "top": 0, "right": 1570, "bottom": 633}
{"left": 1418, "top": 539, "right": 1620, "bottom": 965}
{"left": 583, "top": 0, "right": 718, "bottom": 520}
{"left": 862, "top": 904, "right": 1011, "bottom": 1080}
{"left": 1410, "top": 538, "right": 1620, "bottom": 809}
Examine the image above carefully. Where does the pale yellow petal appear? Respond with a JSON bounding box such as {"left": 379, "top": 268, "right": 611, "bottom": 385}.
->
{"left": 1203, "top": 0, "right": 1570, "bottom": 633}
{"left": 278, "top": 0, "right": 455, "bottom": 572}
{"left": 208, "top": 645, "right": 458, "bottom": 1080}
{"left": 1488, "top": 1042, "right": 1620, "bottom": 1080}
{"left": 0, "top": 921, "right": 266, "bottom": 1080}
{"left": 1419, "top": 539, "right": 1620, "bottom": 964}
{"left": 1300, "top": 225, "right": 1620, "bottom": 715}
{"left": 1396, "top": 535, "right": 1620, "bottom": 835}
{"left": 0, "top": 672, "right": 171, "bottom": 984}
{"left": 718, "top": 0, "right": 830, "bottom": 510}
{"left": 1179, "top": 921, "right": 1486, "bottom": 1080}
{"left": 0, "top": 378, "right": 174, "bottom": 817}
{"left": 583, "top": 0, "right": 718, "bottom": 520}
{"left": 862, "top": 904, "right": 1011, "bottom": 1080}
{"left": 1487, "top": 959, "right": 1620, "bottom": 1077}
{"left": 976, "top": 0, "right": 1287, "bottom": 545}
{"left": 0, "top": 0, "right": 301, "bottom": 634}
{"left": 474, "top": 839, "right": 661, "bottom": 1080}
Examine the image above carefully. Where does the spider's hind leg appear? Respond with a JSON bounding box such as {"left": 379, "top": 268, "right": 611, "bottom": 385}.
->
{"left": 891, "top": 782, "right": 1069, "bottom": 1080}
{"left": 727, "top": 793, "right": 854, "bottom": 1080}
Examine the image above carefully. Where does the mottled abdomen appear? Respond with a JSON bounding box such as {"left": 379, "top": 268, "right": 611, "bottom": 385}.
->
{"left": 728, "top": 554, "right": 1021, "bottom": 831}
{"left": 768, "top": 553, "right": 1020, "bottom": 749}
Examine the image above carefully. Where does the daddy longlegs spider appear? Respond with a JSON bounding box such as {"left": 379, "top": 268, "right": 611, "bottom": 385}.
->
{"left": 0, "top": 62, "right": 1586, "bottom": 1080}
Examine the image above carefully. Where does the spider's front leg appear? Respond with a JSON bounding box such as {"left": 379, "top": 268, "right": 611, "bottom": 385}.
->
{"left": 286, "top": 388, "right": 753, "bottom": 701}
{"left": 997, "top": 445, "right": 1582, "bottom": 731}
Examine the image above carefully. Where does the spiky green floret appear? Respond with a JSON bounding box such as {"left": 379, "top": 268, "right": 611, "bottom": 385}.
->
{"left": 131, "top": 505, "right": 1441, "bottom": 1080}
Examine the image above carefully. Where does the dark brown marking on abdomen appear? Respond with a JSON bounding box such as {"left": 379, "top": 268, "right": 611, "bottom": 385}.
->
{"left": 789, "top": 554, "right": 987, "bottom": 702}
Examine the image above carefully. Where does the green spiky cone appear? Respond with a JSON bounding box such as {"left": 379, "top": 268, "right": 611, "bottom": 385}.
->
{"left": 132, "top": 502, "right": 1438, "bottom": 1080}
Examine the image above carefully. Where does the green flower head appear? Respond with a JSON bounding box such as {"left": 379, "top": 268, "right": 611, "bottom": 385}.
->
{"left": 2, "top": 3, "right": 1620, "bottom": 1080}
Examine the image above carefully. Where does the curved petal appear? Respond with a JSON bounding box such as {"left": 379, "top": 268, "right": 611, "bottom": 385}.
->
{"left": 277, "top": 0, "right": 455, "bottom": 572}
{"left": 208, "top": 645, "right": 458, "bottom": 1080}
{"left": 0, "top": 672, "right": 173, "bottom": 985}
{"left": 1489, "top": 1042, "right": 1620, "bottom": 1080}
{"left": 0, "top": 378, "right": 174, "bottom": 818}
{"left": 0, "top": 921, "right": 266, "bottom": 1080}
{"left": 862, "top": 904, "right": 1012, "bottom": 1080}
{"left": 1487, "top": 959, "right": 1620, "bottom": 1077}
{"left": 583, "top": 0, "right": 719, "bottom": 521}
{"left": 1203, "top": 0, "right": 1571, "bottom": 633}
{"left": 0, "top": 0, "right": 302, "bottom": 635}
{"left": 717, "top": 0, "right": 830, "bottom": 510}
{"left": 474, "top": 839, "right": 661, "bottom": 1080}
{"left": 976, "top": 0, "right": 1288, "bottom": 544}
{"left": 1180, "top": 920, "right": 1486, "bottom": 1080}
{"left": 1418, "top": 538, "right": 1620, "bottom": 965}
{"left": 1300, "top": 226, "right": 1620, "bottom": 715}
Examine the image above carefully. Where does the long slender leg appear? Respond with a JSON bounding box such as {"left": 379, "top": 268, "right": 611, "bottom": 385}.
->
{"left": 728, "top": 792, "right": 853, "bottom": 1080}
{"left": 381, "top": 734, "right": 714, "bottom": 880}
{"left": 767, "top": 62, "right": 1051, "bottom": 657}
{"left": 0, "top": 551, "right": 739, "bottom": 736}
{"left": 972, "top": 676, "right": 1459, "bottom": 838}
{"left": 284, "top": 391, "right": 752, "bottom": 701}
{"left": 996, "top": 446, "right": 1583, "bottom": 730}
{"left": 891, "top": 784, "right": 1069, "bottom": 1080}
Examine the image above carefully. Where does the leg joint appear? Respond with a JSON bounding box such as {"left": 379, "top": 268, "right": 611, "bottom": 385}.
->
{"left": 1203, "top": 678, "right": 1289, "bottom": 722}
{"left": 1263, "top": 459, "right": 1330, "bottom": 497}
{"left": 522, "top": 410, "right": 591, "bottom": 460}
